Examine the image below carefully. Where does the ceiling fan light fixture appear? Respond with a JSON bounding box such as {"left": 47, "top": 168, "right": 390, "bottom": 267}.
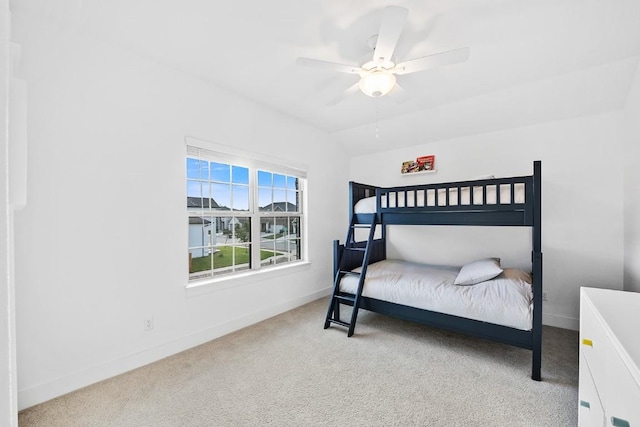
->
{"left": 358, "top": 70, "right": 396, "bottom": 97}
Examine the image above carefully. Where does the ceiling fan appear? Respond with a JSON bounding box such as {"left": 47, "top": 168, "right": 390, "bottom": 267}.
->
{"left": 296, "top": 6, "right": 470, "bottom": 105}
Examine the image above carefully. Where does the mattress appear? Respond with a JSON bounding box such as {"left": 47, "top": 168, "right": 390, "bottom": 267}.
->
{"left": 339, "top": 259, "right": 533, "bottom": 330}
{"left": 354, "top": 184, "right": 526, "bottom": 213}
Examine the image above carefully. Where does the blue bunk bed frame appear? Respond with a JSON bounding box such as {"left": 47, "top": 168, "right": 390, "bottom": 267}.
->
{"left": 333, "top": 161, "right": 543, "bottom": 380}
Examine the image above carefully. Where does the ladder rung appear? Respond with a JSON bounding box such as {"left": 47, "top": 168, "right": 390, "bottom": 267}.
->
{"left": 328, "top": 319, "right": 351, "bottom": 328}
{"left": 339, "top": 270, "right": 360, "bottom": 276}
{"left": 335, "top": 294, "right": 355, "bottom": 303}
{"left": 345, "top": 247, "right": 366, "bottom": 252}
{"left": 351, "top": 224, "right": 372, "bottom": 228}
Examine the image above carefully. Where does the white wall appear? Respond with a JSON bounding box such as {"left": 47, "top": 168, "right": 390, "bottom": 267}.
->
{"left": 622, "top": 61, "right": 640, "bottom": 293}
{"left": 12, "top": 11, "right": 348, "bottom": 409}
{"left": 1, "top": 1, "right": 19, "bottom": 425}
{"left": 349, "top": 112, "right": 625, "bottom": 330}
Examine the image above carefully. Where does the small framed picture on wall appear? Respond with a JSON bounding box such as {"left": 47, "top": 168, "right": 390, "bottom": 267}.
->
{"left": 401, "top": 155, "right": 435, "bottom": 175}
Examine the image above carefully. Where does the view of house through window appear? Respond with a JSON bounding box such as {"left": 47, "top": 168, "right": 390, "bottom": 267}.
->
{"left": 187, "top": 151, "right": 304, "bottom": 282}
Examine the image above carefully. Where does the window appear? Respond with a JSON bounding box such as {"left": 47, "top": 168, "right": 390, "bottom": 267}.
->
{"left": 186, "top": 145, "right": 305, "bottom": 282}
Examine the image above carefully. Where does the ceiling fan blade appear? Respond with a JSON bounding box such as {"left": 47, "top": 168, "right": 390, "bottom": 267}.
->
{"left": 296, "top": 57, "right": 361, "bottom": 74}
{"left": 327, "top": 82, "right": 361, "bottom": 106}
{"left": 388, "top": 82, "right": 410, "bottom": 104}
{"left": 393, "top": 47, "right": 470, "bottom": 75}
{"left": 373, "top": 6, "right": 409, "bottom": 64}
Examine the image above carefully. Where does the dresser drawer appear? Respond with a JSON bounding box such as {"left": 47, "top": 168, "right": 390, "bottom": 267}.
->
{"left": 605, "top": 347, "right": 640, "bottom": 427}
{"left": 581, "top": 298, "right": 609, "bottom": 392}
{"left": 579, "top": 353, "right": 605, "bottom": 427}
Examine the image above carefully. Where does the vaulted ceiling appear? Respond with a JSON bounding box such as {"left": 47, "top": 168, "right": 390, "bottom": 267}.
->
{"left": 10, "top": 0, "right": 640, "bottom": 154}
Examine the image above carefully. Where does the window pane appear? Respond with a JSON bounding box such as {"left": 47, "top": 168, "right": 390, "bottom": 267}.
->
{"left": 233, "top": 244, "right": 252, "bottom": 272}
{"left": 189, "top": 215, "right": 215, "bottom": 277}
{"left": 260, "top": 217, "right": 273, "bottom": 235}
{"left": 260, "top": 217, "right": 277, "bottom": 266}
{"left": 187, "top": 180, "right": 202, "bottom": 201}
{"left": 286, "top": 190, "right": 299, "bottom": 212}
{"left": 206, "top": 217, "right": 252, "bottom": 275}
{"left": 286, "top": 218, "right": 301, "bottom": 262}
{"left": 202, "top": 183, "right": 212, "bottom": 207}
{"left": 233, "top": 217, "right": 252, "bottom": 272}
{"left": 232, "top": 165, "right": 249, "bottom": 184}
{"left": 287, "top": 176, "right": 298, "bottom": 190}
{"left": 232, "top": 185, "right": 249, "bottom": 211}
{"left": 233, "top": 217, "right": 251, "bottom": 244}
{"left": 289, "top": 216, "right": 301, "bottom": 238}
{"left": 260, "top": 216, "right": 289, "bottom": 266}
{"left": 211, "top": 244, "right": 231, "bottom": 274}
{"left": 260, "top": 218, "right": 276, "bottom": 242}
{"left": 258, "top": 170, "right": 272, "bottom": 187}
{"left": 273, "top": 174, "right": 286, "bottom": 189}
{"left": 188, "top": 217, "right": 205, "bottom": 251}
{"left": 273, "top": 189, "right": 286, "bottom": 211}
{"left": 188, "top": 216, "right": 214, "bottom": 250}
{"left": 203, "top": 216, "right": 215, "bottom": 246}
{"left": 210, "top": 162, "right": 230, "bottom": 183}
{"left": 186, "top": 158, "right": 204, "bottom": 179}
{"left": 273, "top": 217, "right": 288, "bottom": 237}
{"left": 200, "top": 160, "right": 210, "bottom": 180}
{"left": 258, "top": 188, "right": 272, "bottom": 211}
{"left": 211, "top": 183, "right": 231, "bottom": 209}
{"left": 290, "top": 239, "right": 301, "bottom": 261}
{"left": 189, "top": 251, "right": 212, "bottom": 275}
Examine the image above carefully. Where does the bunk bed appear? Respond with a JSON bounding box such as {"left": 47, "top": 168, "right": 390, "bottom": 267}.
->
{"left": 325, "top": 161, "right": 542, "bottom": 381}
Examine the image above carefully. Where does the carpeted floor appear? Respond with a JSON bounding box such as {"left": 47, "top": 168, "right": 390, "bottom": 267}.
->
{"left": 19, "top": 297, "right": 579, "bottom": 426}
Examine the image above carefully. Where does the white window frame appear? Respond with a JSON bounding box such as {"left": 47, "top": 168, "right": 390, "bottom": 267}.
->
{"left": 185, "top": 137, "right": 309, "bottom": 292}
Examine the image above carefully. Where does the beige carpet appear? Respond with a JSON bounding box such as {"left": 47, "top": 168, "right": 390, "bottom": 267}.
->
{"left": 19, "top": 298, "right": 578, "bottom": 426}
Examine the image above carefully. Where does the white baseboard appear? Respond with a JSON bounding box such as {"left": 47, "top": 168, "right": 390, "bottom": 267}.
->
{"left": 18, "top": 287, "right": 332, "bottom": 410}
{"left": 543, "top": 312, "right": 579, "bottom": 331}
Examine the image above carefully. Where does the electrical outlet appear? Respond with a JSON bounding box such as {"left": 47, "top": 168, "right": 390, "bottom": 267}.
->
{"left": 542, "top": 292, "right": 548, "bottom": 302}
{"left": 144, "top": 317, "right": 154, "bottom": 331}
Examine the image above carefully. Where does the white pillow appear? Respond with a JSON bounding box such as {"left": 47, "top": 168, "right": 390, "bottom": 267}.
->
{"left": 454, "top": 258, "right": 503, "bottom": 286}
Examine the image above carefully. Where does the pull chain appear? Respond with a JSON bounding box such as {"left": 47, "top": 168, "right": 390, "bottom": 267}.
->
{"left": 375, "top": 99, "right": 380, "bottom": 139}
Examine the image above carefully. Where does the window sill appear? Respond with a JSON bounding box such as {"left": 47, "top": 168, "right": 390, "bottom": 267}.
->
{"left": 185, "top": 261, "right": 311, "bottom": 298}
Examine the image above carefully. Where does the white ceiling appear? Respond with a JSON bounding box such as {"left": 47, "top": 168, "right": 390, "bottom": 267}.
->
{"left": 10, "top": 0, "right": 640, "bottom": 154}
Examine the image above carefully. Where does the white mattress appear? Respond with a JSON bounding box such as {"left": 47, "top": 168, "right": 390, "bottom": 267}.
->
{"left": 339, "top": 259, "right": 533, "bottom": 330}
{"left": 354, "top": 184, "right": 526, "bottom": 213}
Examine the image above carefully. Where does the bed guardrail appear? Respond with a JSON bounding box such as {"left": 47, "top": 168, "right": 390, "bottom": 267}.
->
{"left": 349, "top": 181, "right": 380, "bottom": 220}
{"left": 378, "top": 176, "right": 531, "bottom": 210}
{"left": 375, "top": 175, "right": 535, "bottom": 226}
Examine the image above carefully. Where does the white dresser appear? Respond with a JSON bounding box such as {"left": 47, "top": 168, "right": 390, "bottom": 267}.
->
{"left": 579, "top": 287, "right": 640, "bottom": 427}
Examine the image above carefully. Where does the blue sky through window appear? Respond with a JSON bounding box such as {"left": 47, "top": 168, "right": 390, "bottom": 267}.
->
{"left": 232, "top": 165, "right": 249, "bottom": 184}
{"left": 287, "top": 176, "right": 297, "bottom": 190}
{"left": 211, "top": 162, "right": 230, "bottom": 182}
{"left": 187, "top": 158, "right": 250, "bottom": 210}
{"left": 258, "top": 170, "right": 272, "bottom": 187}
{"left": 186, "top": 158, "right": 209, "bottom": 180}
{"left": 273, "top": 174, "right": 286, "bottom": 189}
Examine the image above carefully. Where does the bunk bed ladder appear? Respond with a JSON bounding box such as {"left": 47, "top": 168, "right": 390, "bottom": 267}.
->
{"left": 324, "top": 215, "right": 377, "bottom": 337}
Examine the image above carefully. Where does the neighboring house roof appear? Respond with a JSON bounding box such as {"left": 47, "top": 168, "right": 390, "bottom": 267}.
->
{"left": 260, "top": 202, "right": 297, "bottom": 212}
{"left": 189, "top": 198, "right": 292, "bottom": 212}
{"left": 187, "top": 196, "right": 220, "bottom": 209}
{"left": 187, "top": 197, "right": 232, "bottom": 210}
{"left": 189, "top": 217, "right": 211, "bottom": 225}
